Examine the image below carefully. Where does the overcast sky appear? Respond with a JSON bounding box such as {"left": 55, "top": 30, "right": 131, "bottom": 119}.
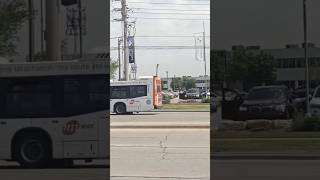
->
{"left": 213, "top": 0, "right": 320, "bottom": 50}
{"left": 110, "top": 0, "right": 210, "bottom": 79}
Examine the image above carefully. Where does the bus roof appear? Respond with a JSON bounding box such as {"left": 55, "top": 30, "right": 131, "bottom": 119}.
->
{"left": 0, "top": 60, "right": 108, "bottom": 77}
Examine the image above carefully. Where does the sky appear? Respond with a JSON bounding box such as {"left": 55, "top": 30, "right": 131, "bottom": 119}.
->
{"left": 213, "top": 0, "right": 320, "bottom": 50}
{"left": 110, "top": 0, "right": 210, "bottom": 79}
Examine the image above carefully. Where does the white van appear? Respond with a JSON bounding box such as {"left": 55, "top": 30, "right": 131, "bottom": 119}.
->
{"left": 310, "top": 86, "right": 320, "bottom": 116}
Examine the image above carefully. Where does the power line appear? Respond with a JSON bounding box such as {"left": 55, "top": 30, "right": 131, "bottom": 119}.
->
{"left": 134, "top": 0, "right": 209, "bottom": 1}
{"left": 131, "top": 17, "right": 210, "bottom": 20}
{"left": 132, "top": 12, "right": 209, "bottom": 15}
{"left": 110, "top": 45, "right": 210, "bottom": 50}
{"left": 110, "top": 35, "right": 210, "bottom": 40}
{"left": 133, "top": 35, "right": 210, "bottom": 38}
{"left": 127, "top": 2, "right": 209, "bottom": 6}
{"left": 131, "top": 7, "right": 209, "bottom": 12}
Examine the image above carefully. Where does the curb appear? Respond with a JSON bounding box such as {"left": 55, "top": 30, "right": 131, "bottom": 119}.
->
{"left": 111, "top": 125, "right": 210, "bottom": 129}
{"left": 151, "top": 110, "right": 210, "bottom": 112}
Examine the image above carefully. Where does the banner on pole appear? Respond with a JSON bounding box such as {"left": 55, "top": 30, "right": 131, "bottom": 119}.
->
{"left": 128, "top": 36, "right": 135, "bottom": 63}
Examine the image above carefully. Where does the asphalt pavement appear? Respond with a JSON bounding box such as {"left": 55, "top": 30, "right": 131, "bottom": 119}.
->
{"left": 111, "top": 129, "right": 210, "bottom": 180}
{"left": 110, "top": 112, "right": 210, "bottom": 179}
{"left": 212, "top": 159, "right": 320, "bottom": 180}
{"left": 0, "top": 160, "right": 108, "bottom": 180}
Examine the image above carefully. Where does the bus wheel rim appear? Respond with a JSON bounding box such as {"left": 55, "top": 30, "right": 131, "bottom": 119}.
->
{"left": 21, "top": 140, "right": 44, "bottom": 163}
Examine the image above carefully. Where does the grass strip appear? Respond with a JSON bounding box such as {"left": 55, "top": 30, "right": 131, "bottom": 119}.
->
{"left": 212, "top": 138, "right": 320, "bottom": 153}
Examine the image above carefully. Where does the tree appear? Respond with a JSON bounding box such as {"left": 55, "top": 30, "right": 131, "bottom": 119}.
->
{"left": 181, "top": 77, "right": 196, "bottom": 90}
{"left": 170, "top": 77, "right": 182, "bottom": 90}
{"left": 228, "top": 47, "right": 276, "bottom": 90}
{"left": 211, "top": 50, "right": 227, "bottom": 85}
{"left": 110, "top": 60, "right": 119, "bottom": 80}
{"left": 0, "top": 0, "right": 27, "bottom": 56}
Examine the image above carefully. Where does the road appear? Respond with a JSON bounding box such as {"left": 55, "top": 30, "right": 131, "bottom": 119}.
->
{"left": 111, "top": 111, "right": 209, "bottom": 123}
{"left": 0, "top": 160, "right": 108, "bottom": 180}
{"left": 111, "top": 112, "right": 210, "bottom": 179}
{"left": 0, "top": 112, "right": 209, "bottom": 180}
{"left": 212, "top": 160, "right": 320, "bottom": 180}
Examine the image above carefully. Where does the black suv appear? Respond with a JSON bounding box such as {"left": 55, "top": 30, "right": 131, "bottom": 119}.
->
{"left": 239, "top": 85, "right": 294, "bottom": 120}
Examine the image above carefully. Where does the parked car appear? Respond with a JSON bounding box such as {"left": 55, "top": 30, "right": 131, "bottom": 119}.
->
{"left": 210, "top": 91, "right": 222, "bottom": 112}
{"left": 292, "top": 88, "right": 314, "bottom": 112}
{"left": 239, "top": 85, "right": 294, "bottom": 120}
{"left": 219, "top": 88, "right": 244, "bottom": 120}
{"left": 185, "top": 88, "right": 200, "bottom": 99}
{"left": 310, "top": 86, "right": 320, "bottom": 116}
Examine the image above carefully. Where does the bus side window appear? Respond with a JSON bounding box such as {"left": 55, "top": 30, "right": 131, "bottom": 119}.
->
{"left": 63, "top": 78, "right": 86, "bottom": 115}
{"left": 5, "top": 79, "right": 53, "bottom": 117}
{"left": 130, "top": 85, "right": 147, "bottom": 98}
{"left": 87, "top": 78, "right": 107, "bottom": 111}
{"left": 111, "top": 86, "right": 129, "bottom": 99}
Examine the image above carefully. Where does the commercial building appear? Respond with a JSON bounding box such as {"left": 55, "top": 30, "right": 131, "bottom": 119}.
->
{"left": 161, "top": 75, "right": 210, "bottom": 91}
{"left": 247, "top": 43, "right": 320, "bottom": 89}
{"left": 217, "top": 44, "right": 320, "bottom": 90}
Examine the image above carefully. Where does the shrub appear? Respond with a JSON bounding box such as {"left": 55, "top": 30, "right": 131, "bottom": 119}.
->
{"left": 201, "top": 97, "right": 210, "bottom": 103}
{"left": 162, "top": 94, "right": 171, "bottom": 104}
{"left": 303, "top": 116, "right": 320, "bottom": 131}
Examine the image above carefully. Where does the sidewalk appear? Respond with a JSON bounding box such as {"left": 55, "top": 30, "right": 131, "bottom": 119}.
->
{"left": 111, "top": 122, "right": 210, "bottom": 129}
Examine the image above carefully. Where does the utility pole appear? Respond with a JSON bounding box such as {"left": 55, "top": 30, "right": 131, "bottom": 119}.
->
{"left": 303, "top": 0, "right": 310, "bottom": 116}
{"left": 40, "top": 0, "right": 44, "bottom": 58}
{"left": 46, "top": 0, "right": 61, "bottom": 61}
{"left": 156, "top": 64, "right": 159, "bottom": 76}
{"left": 166, "top": 71, "right": 169, "bottom": 90}
{"left": 118, "top": 37, "right": 122, "bottom": 81}
{"left": 173, "top": 74, "right": 176, "bottom": 91}
{"left": 203, "top": 21, "right": 207, "bottom": 94}
{"left": 28, "top": 0, "right": 35, "bottom": 62}
{"left": 78, "top": 0, "right": 83, "bottom": 58}
{"left": 121, "top": 0, "right": 129, "bottom": 80}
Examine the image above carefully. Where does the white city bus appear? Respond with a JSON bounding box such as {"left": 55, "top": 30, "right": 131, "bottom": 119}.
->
{"left": 0, "top": 60, "right": 108, "bottom": 167}
{"left": 110, "top": 76, "right": 162, "bottom": 114}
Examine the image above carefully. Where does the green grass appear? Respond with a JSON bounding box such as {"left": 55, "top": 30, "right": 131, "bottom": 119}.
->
{"left": 212, "top": 130, "right": 320, "bottom": 153}
{"left": 212, "top": 131, "right": 320, "bottom": 139}
{"left": 161, "top": 103, "right": 210, "bottom": 110}
{"left": 212, "top": 138, "right": 320, "bottom": 153}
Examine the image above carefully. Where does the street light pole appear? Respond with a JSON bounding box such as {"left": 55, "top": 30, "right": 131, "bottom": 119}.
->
{"left": 118, "top": 37, "right": 122, "bottom": 81}
{"left": 78, "top": 0, "right": 83, "bottom": 58}
{"left": 166, "top": 71, "right": 169, "bottom": 90}
{"left": 303, "top": 0, "right": 310, "bottom": 116}
{"left": 28, "top": 0, "right": 35, "bottom": 62}
{"left": 203, "top": 21, "right": 207, "bottom": 94}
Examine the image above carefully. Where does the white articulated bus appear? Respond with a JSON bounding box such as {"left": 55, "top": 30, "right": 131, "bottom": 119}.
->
{"left": 0, "top": 60, "right": 108, "bottom": 167}
{"left": 110, "top": 76, "right": 162, "bottom": 114}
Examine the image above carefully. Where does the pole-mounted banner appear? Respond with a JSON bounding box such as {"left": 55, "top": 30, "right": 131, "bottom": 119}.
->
{"left": 128, "top": 36, "right": 135, "bottom": 63}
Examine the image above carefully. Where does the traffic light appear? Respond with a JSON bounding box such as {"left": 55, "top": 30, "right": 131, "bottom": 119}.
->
{"left": 61, "top": 0, "right": 78, "bottom": 6}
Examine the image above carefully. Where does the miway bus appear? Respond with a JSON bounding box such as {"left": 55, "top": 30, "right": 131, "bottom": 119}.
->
{"left": 0, "top": 60, "right": 108, "bottom": 167}
{"left": 110, "top": 76, "right": 162, "bottom": 114}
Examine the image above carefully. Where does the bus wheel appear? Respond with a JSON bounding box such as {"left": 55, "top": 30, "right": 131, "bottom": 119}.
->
{"left": 114, "top": 103, "right": 126, "bottom": 114}
{"left": 14, "top": 133, "right": 50, "bottom": 168}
